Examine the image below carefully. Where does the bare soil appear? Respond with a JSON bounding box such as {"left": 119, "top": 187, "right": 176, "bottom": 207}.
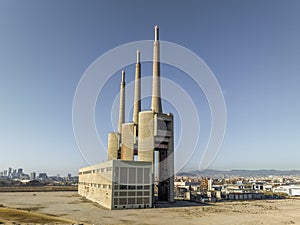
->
{"left": 0, "top": 192, "right": 300, "bottom": 225}
{"left": 0, "top": 207, "right": 75, "bottom": 224}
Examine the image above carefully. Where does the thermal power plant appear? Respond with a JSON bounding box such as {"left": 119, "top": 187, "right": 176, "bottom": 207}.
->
{"left": 78, "top": 26, "right": 174, "bottom": 209}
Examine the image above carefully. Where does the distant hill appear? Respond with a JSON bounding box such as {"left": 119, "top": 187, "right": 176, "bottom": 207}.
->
{"left": 176, "top": 169, "right": 300, "bottom": 177}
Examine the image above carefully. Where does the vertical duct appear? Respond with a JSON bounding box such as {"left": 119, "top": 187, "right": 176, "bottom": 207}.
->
{"left": 151, "top": 25, "right": 162, "bottom": 113}
{"left": 118, "top": 70, "right": 125, "bottom": 134}
{"left": 133, "top": 50, "right": 141, "bottom": 124}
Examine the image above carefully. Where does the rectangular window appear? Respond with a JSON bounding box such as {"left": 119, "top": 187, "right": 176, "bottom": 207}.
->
{"left": 128, "top": 185, "right": 136, "bottom": 190}
{"left": 144, "top": 198, "right": 150, "bottom": 204}
{"left": 137, "top": 198, "right": 143, "bottom": 204}
{"left": 114, "top": 198, "right": 118, "bottom": 205}
{"left": 120, "top": 192, "right": 127, "bottom": 196}
{"left": 120, "top": 185, "right": 127, "bottom": 190}
{"left": 144, "top": 169, "right": 150, "bottom": 183}
{"left": 120, "top": 167, "right": 128, "bottom": 184}
{"left": 128, "top": 198, "right": 135, "bottom": 204}
{"left": 114, "top": 167, "right": 119, "bottom": 183}
{"left": 128, "top": 191, "right": 136, "bottom": 196}
{"left": 129, "top": 168, "right": 136, "bottom": 184}
{"left": 137, "top": 168, "right": 143, "bottom": 184}
{"left": 119, "top": 198, "right": 127, "bottom": 205}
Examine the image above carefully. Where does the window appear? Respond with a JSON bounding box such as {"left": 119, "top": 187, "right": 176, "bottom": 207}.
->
{"left": 137, "top": 168, "right": 143, "bottom": 183}
{"left": 129, "top": 168, "right": 136, "bottom": 184}
{"left": 120, "top": 185, "right": 127, "bottom": 190}
{"left": 144, "top": 169, "right": 150, "bottom": 183}
{"left": 120, "top": 167, "right": 128, "bottom": 184}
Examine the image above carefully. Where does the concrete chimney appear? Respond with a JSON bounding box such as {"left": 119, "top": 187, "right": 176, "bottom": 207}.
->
{"left": 151, "top": 25, "right": 162, "bottom": 113}
{"left": 133, "top": 50, "right": 141, "bottom": 124}
{"left": 118, "top": 70, "right": 125, "bottom": 134}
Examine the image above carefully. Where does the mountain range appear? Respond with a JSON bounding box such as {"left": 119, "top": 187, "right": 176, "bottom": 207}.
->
{"left": 176, "top": 169, "right": 300, "bottom": 177}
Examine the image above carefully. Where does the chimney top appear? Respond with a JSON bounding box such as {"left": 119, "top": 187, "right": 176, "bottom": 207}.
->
{"left": 154, "top": 25, "right": 159, "bottom": 41}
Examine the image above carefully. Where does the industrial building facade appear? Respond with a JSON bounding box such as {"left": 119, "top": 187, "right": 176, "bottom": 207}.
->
{"left": 79, "top": 160, "right": 153, "bottom": 209}
{"left": 79, "top": 26, "right": 174, "bottom": 209}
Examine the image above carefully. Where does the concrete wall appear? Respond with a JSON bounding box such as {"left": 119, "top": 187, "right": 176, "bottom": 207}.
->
{"left": 78, "top": 161, "right": 113, "bottom": 209}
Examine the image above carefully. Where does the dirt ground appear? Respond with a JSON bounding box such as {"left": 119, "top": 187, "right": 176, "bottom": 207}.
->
{"left": 0, "top": 207, "right": 75, "bottom": 224}
{"left": 0, "top": 191, "right": 300, "bottom": 225}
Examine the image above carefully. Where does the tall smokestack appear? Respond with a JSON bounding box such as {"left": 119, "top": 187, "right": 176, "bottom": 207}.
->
{"left": 133, "top": 50, "right": 141, "bottom": 124}
{"left": 151, "top": 25, "right": 162, "bottom": 113}
{"left": 118, "top": 70, "right": 125, "bottom": 134}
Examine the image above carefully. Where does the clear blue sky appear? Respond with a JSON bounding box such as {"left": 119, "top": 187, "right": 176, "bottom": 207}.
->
{"left": 1, "top": 0, "right": 299, "bottom": 175}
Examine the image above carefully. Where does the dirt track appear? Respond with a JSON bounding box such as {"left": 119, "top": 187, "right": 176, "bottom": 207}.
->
{"left": 0, "top": 191, "right": 300, "bottom": 225}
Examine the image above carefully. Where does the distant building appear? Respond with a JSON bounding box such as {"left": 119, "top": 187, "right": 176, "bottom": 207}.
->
{"left": 30, "top": 172, "right": 36, "bottom": 180}
{"left": 227, "top": 192, "right": 264, "bottom": 200}
{"left": 273, "top": 185, "right": 300, "bottom": 196}
{"left": 17, "top": 168, "right": 23, "bottom": 175}
{"left": 38, "top": 173, "right": 48, "bottom": 181}
{"left": 27, "top": 180, "right": 43, "bottom": 186}
{"left": 8, "top": 167, "right": 12, "bottom": 177}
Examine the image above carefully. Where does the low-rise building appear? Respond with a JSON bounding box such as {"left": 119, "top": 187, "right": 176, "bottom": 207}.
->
{"left": 273, "top": 185, "right": 300, "bottom": 196}
{"left": 78, "top": 160, "right": 153, "bottom": 209}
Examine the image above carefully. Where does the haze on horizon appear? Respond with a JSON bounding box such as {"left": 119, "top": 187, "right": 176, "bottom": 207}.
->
{"left": 1, "top": 0, "right": 300, "bottom": 175}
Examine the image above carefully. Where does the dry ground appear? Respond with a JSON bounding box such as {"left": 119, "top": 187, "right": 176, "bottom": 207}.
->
{"left": 0, "top": 206, "right": 75, "bottom": 224}
{"left": 0, "top": 191, "right": 300, "bottom": 225}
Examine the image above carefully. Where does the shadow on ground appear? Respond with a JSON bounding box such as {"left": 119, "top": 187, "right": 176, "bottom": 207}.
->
{"left": 153, "top": 200, "right": 211, "bottom": 208}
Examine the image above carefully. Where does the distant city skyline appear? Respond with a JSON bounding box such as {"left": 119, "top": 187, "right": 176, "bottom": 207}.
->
{"left": 0, "top": 166, "right": 74, "bottom": 178}
{"left": 1, "top": 0, "right": 300, "bottom": 175}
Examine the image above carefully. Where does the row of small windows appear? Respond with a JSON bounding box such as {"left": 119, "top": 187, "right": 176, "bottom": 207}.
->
{"left": 114, "top": 191, "right": 150, "bottom": 197}
{"left": 78, "top": 167, "right": 112, "bottom": 175}
{"left": 78, "top": 182, "right": 112, "bottom": 189}
{"left": 115, "top": 185, "right": 150, "bottom": 190}
{"left": 113, "top": 197, "right": 150, "bottom": 206}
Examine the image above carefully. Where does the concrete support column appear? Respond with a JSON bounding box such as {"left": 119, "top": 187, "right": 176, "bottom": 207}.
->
{"left": 108, "top": 132, "right": 119, "bottom": 160}
{"left": 121, "top": 123, "right": 135, "bottom": 160}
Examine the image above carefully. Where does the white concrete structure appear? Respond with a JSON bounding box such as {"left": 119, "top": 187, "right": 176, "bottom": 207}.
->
{"left": 273, "top": 185, "right": 300, "bottom": 196}
{"left": 79, "top": 160, "right": 152, "bottom": 209}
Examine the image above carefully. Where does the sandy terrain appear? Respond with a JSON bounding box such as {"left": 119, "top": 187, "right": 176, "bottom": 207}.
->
{"left": 0, "top": 191, "right": 300, "bottom": 225}
{"left": 0, "top": 207, "right": 75, "bottom": 224}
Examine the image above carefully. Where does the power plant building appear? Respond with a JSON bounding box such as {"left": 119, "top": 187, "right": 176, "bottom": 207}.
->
{"left": 78, "top": 26, "right": 174, "bottom": 209}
